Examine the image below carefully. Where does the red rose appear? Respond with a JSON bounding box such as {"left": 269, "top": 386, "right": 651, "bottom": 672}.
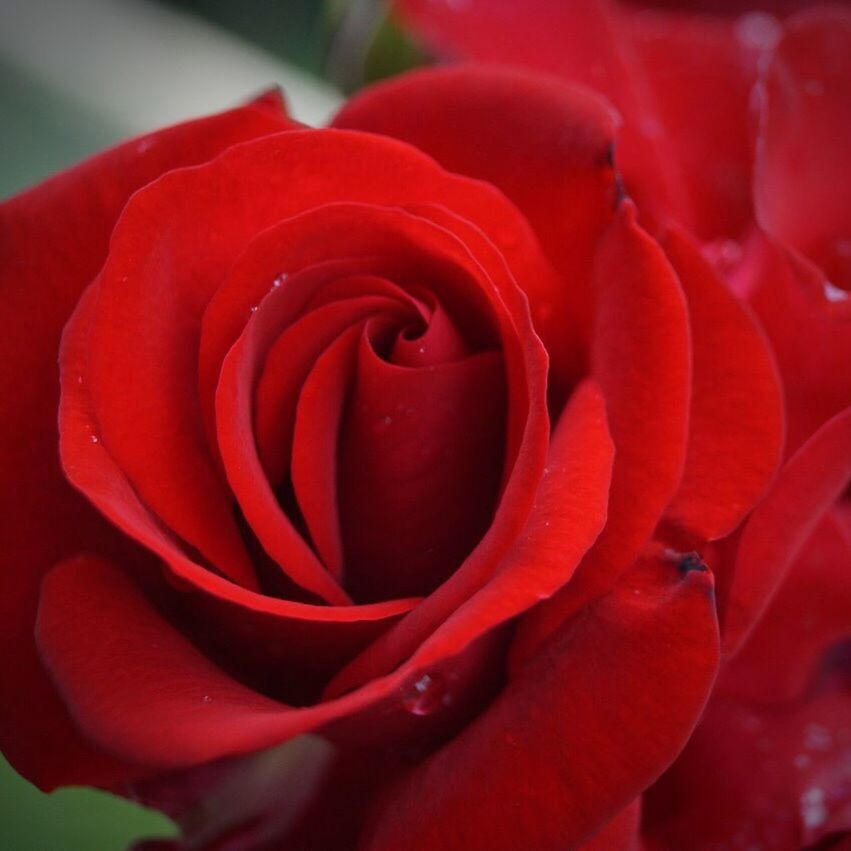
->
{"left": 1, "top": 69, "right": 790, "bottom": 849}
{"left": 394, "top": 2, "right": 851, "bottom": 847}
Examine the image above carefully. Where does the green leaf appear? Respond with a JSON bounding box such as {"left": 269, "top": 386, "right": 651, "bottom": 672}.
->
{"left": 0, "top": 755, "right": 178, "bottom": 851}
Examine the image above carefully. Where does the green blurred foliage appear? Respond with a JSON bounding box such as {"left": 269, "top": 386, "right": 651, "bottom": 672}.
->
{"left": 0, "top": 59, "right": 120, "bottom": 198}
{"left": 0, "top": 755, "right": 177, "bottom": 850}
{"left": 363, "top": 12, "right": 428, "bottom": 86}
{"left": 162, "top": 0, "right": 329, "bottom": 72}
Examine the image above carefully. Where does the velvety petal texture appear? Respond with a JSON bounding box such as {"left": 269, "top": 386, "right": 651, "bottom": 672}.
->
{"left": 0, "top": 93, "right": 296, "bottom": 788}
{"left": 394, "top": 0, "right": 758, "bottom": 240}
{"left": 0, "top": 56, "right": 791, "bottom": 851}
{"left": 755, "top": 7, "right": 851, "bottom": 289}
{"left": 360, "top": 556, "right": 718, "bottom": 851}
{"left": 722, "top": 406, "right": 851, "bottom": 656}
{"left": 660, "top": 226, "right": 783, "bottom": 542}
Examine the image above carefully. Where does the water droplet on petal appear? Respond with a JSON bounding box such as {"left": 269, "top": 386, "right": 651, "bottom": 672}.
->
{"left": 76, "top": 374, "right": 84, "bottom": 385}
{"left": 249, "top": 305, "right": 259, "bottom": 315}
{"left": 704, "top": 238, "right": 743, "bottom": 276}
{"left": 735, "top": 12, "right": 782, "bottom": 52}
{"left": 272, "top": 272, "right": 288, "bottom": 288}
{"left": 402, "top": 673, "right": 448, "bottom": 716}
{"left": 201, "top": 694, "right": 213, "bottom": 704}
{"left": 824, "top": 281, "right": 849, "bottom": 303}
{"left": 89, "top": 434, "right": 99, "bottom": 444}
{"left": 800, "top": 787, "right": 827, "bottom": 831}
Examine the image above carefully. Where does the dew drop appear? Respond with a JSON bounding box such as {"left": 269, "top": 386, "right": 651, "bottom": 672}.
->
{"left": 800, "top": 787, "right": 827, "bottom": 831}
{"left": 89, "top": 434, "right": 99, "bottom": 444}
{"left": 201, "top": 694, "right": 213, "bottom": 704}
{"left": 402, "top": 673, "right": 448, "bottom": 716}
{"left": 76, "top": 374, "right": 84, "bottom": 386}
{"left": 735, "top": 12, "right": 782, "bottom": 52}
{"left": 824, "top": 281, "right": 849, "bottom": 303}
{"left": 249, "top": 305, "right": 259, "bottom": 315}
{"left": 703, "top": 238, "right": 743, "bottom": 276}
{"left": 272, "top": 272, "right": 288, "bottom": 288}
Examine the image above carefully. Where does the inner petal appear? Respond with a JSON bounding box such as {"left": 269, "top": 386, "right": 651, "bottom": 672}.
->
{"left": 337, "top": 329, "right": 508, "bottom": 602}
{"left": 255, "top": 283, "right": 418, "bottom": 484}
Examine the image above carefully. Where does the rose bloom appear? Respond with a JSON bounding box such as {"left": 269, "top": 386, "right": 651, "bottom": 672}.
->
{"left": 393, "top": 1, "right": 851, "bottom": 849}
{"left": 0, "top": 46, "right": 845, "bottom": 851}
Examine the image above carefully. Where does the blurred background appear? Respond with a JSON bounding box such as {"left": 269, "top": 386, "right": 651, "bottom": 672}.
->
{"left": 0, "top": 0, "right": 421, "bottom": 847}
{"left": 0, "top": 0, "right": 427, "bottom": 198}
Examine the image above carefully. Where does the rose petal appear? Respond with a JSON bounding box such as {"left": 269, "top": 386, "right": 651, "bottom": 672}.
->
{"left": 559, "top": 204, "right": 691, "bottom": 610}
{"left": 720, "top": 510, "right": 851, "bottom": 703}
{"left": 35, "top": 556, "right": 504, "bottom": 771}
{"left": 334, "top": 62, "right": 618, "bottom": 401}
{"left": 741, "top": 233, "right": 851, "bottom": 456}
{"left": 213, "top": 201, "right": 544, "bottom": 607}
{"left": 359, "top": 553, "right": 718, "bottom": 851}
{"left": 0, "top": 93, "right": 294, "bottom": 788}
{"left": 755, "top": 7, "right": 851, "bottom": 289}
{"left": 582, "top": 799, "right": 642, "bottom": 851}
{"left": 61, "top": 285, "right": 419, "bottom": 706}
{"left": 662, "top": 225, "right": 784, "bottom": 542}
{"left": 256, "top": 279, "right": 423, "bottom": 483}
{"left": 338, "top": 337, "right": 507, "bottom": 602}
{"left": 646, "top": 673, "right": 851, "bottom": 849}
{"left": 722, "top": 406, "right": 851, "bottom": 656}
{"left": 393, "top": 1, "right": 754, "bottom": 240}
{"left": 326, "top": 379, "right": 612, "bottom": 697}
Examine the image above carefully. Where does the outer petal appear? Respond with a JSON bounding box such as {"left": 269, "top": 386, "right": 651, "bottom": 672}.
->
{"left": 359, "top": 554, "right": 719, "bottom": 851}
{"left": 755, "top": 7, "right": 851, "bottom": 288}
{"left": 661, "top": 225, "right": 783, "bottom": 542}
{"left": 394, "top": 0, "right": 756, "bottom": 239}
{"left": 333, "top": 62, "right": 619, "bottom": 400}
{"left": 741, "top": 232, "right": 851, "bottom": 456}
{"left": 564, "top": 205, "right": 692, "bottom": 607}
{"left": 582, "top": 799, "right": 642, "bottom": 851}
{"left": 646, "top": 674, "right": 851, "bottom": 850}
{"left": 35, "top": 557, "right": 503, "bottom": 771}
{"left": 718, "top": 508, "right": 851, "bottom": 704}
{"left": 505, "top": 205, "right": 692, "bottom": 660}
{"left": 722, "top": 406, "right": 851, "bottom": 656}
{"left": 0, "top": 94, "right": 295, "bottom": 788}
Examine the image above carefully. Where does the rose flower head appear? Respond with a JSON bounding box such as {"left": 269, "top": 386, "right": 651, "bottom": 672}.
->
{"left": 1, "top": 63, "right": 809, "bottom": 849}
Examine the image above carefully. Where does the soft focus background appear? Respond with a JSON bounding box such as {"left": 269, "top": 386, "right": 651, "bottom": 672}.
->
{"left": 0, "top": 0, "right": 427, "bottom": 198}
{"left": 0, "top": 0, "right": 412, "bottom": 846}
